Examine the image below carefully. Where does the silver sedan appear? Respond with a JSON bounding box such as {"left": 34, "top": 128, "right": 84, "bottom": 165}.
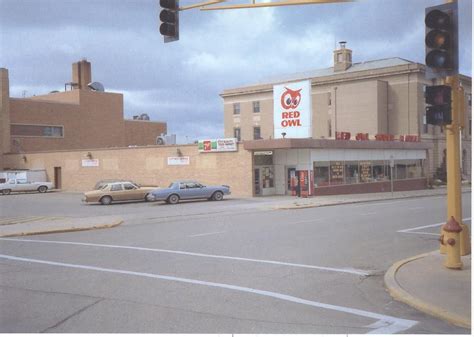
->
{"left": 149, "top": 180, "right": 231, "bottom": 204}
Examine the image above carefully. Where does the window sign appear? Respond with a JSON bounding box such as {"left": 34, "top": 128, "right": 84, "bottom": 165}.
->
{"left": 273, "top": 80, "right": 312, "bottom": 138}
{"left": 330, "top": 161, "right": 344, "bottom": 184}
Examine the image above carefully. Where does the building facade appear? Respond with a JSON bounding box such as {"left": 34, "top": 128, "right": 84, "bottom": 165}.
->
{"left": 0, "top": 59, "right": 167, "bottom": 166}
{"left": 222, "top": 43, "right": 472, "bottom": 186}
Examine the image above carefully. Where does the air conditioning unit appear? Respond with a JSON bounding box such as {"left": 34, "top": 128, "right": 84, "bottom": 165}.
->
{"left": 156, "top": 133, "right": 176, "bottom": 145}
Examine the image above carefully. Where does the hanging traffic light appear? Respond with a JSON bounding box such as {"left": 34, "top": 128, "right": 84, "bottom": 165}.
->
{"left": 425, "top": 3, "right": 458, "bottom": 77}
{"left": 425, "top": 85, "right": 452, "bottom": 126}
{"left": 160, "top": 0, "right": 179, "bottom": 43}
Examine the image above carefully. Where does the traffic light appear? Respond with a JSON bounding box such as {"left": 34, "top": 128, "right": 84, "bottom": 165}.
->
{"left": 160, "top": 0, "right": 179, "bottom": 43}
{"left": 425, "top": 3, "right": 458, "bottom": 77}
{"left": 425, "top": 85, "right": 452, "bottom": 126}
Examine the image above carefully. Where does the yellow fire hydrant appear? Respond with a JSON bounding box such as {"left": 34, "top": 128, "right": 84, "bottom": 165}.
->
{"left": 439, "top": 216, "right": 463, "bottom": 269}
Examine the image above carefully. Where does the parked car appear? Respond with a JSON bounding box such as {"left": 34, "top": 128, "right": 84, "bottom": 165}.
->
{"left": 94, "top": 179, "right": 139, "bottom": 190}
{"left": 0, "top": 178, "right": 54, "bottom": 195}
{"left": 149, "top": 180, "right": 230, "bottom": 204}
{"left": 83, "top": 181, "right": 157, "bottom": 205}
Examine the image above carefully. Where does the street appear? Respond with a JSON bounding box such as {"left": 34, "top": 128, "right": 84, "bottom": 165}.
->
{"left": 0, "top": 192, "right": 471, "bottom": 333}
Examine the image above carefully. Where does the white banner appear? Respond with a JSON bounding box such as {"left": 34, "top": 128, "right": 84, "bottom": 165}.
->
{"left": 167, "top": 157, "right": 190, "bottom": 166}
{"left": 198, "top": 138, "right": 237, "bottom": 152}
{"left": 273, "top": 80, "right": 312, "bottom": 138}
{"left": 81, "top": 159, "right": 99, "bottom": 167}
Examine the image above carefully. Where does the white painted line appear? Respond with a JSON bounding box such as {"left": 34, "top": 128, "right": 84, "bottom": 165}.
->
{"left": 188, "top": 231, "right": 226, "bottom": 238}
{"left": 0, "top": 238, "right": 370, "bottom": 276}
{"left": 360, "top": 212, "right": 377, "bottom": 216}
{"left": 0, "top": 253, "right": 418, "bottom": 334}
{"left": 398, "top": 217, "right": 471, "bottom": 233}
{"left": 407, "top": 207, "right": 424, "bottom": 210}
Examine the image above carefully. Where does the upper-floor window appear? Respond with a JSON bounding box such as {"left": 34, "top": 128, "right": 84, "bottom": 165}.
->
{"left": 253, "top": 126, "right": 261, "bottom": 140}
{"left": 234, "top": 127, "right": 241, "bottom": 141}
{"left": 253, "top": 101, "right": 260, "bottom": 113}
{"left": 10, "top": 124, "right": 63, "bottom": 138}
{"left": 233, "top": 103, "right": 240, "bottom": 115}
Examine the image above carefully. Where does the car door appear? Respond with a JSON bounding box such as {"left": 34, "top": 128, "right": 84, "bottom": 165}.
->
{"left": 123, "top": 183, "right": 142, "bottom": 200}
{"left": 178, "top": 182, "right": 190, "bottom": 199}
{"left": 109, "top": 183, "right": 127, "bottom": 201}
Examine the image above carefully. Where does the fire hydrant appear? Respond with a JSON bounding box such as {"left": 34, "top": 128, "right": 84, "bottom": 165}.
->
{"left": 439, "top": 216, "right": 463, "bottom": 270}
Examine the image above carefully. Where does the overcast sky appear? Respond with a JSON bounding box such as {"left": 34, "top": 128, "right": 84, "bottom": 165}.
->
{"left": 0, "top": 0, "right": 472, "bottom": 143}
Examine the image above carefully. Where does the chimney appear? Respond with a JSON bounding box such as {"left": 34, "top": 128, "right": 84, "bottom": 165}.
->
{"left": 333, "top": 41, "right": 352, "bottom": 72}
{"left": 72, "top": 58, "right": 92, "bottom": 90}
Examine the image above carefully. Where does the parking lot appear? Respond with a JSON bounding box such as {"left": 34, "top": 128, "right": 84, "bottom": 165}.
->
{"left": 0, "top": 190, "right": 471, "bottom": 333}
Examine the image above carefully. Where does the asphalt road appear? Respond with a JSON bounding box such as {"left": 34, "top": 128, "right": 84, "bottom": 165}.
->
{"left": 0, "top": 191, "right": 471, "bottom": 333}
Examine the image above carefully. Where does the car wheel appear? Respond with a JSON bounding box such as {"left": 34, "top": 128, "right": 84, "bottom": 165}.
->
{"left": 167, "top": 194, "right": 179, "bottom": 204}
{"left": 100, "top": 195, "right": 113, "bottom": 205}
{"left": 38, "top": 185, "right": 48, "bottom": 193}
{"left": 212, "top": 191, "right": 224, "bottom": 201}
{"left": 1, "top": 189, "right": 11, "bottom": 195}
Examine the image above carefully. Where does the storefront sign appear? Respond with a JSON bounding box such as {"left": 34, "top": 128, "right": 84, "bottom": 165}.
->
{"left": 167, "top": 156, "right": 190, "bottom": 166}
{"left": 330, "top": 161, "right": 344, "bottom": 182}
{"left": 359, "top": 161, "right": 372, "bottom": 182}
{"left": 399, "top": 135, "right": 420, "bottom": 142}
{"left": 81, "top": 159, "right": 99, "bottom": 167}
{"left": 198, "top": 138, "right": 237, "bottom": 152}
{"left": 273, "top": 80, "right": 312, "bottom": 138}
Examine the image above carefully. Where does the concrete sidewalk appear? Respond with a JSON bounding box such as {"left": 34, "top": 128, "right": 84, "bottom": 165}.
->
{"left": 0, "top": 215, "right": 122, "bottom": 237}
{"left": 385, "top": 251, "right": 471, "bottom": 329}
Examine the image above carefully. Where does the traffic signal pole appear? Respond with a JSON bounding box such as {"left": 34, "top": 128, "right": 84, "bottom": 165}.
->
{"left": 442, "top": 75, "right": 470, "bottom": 256}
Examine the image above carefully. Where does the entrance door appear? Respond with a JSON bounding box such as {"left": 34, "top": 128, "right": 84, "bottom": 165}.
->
{"left": 54, "top": 167, "right": 62, "bottom": 190}
{"left": 254, "top": 168, "right": 261, "bottom": 196}
{"left": 287, "top": 167, "right": 296, "bottom": 195}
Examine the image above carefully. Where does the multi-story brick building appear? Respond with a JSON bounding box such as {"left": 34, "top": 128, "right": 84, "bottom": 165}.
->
{"left": 0, "top": 59, "right": 167, "bottom": 162}
{"left": 222, "top": 43, "right": 472, "bottom": 193}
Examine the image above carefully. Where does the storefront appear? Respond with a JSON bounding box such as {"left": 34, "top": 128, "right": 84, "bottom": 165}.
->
{"left": 246, "top": 138, "right": 431, "bottom": 197}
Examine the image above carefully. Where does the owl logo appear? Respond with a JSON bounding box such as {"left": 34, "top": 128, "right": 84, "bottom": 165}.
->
{"left": 280, "top": 87, "right": 302, "bottom": 110}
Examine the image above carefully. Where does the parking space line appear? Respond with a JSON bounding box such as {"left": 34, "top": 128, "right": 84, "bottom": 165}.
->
{"left": 188, "top": 231, "right": 226, "bottom": 238}
{"left": 0, "top": 238, "right": 370, "bottom": 276}
{"left": 0, "top": 253, "right": 418, "bottom": 334}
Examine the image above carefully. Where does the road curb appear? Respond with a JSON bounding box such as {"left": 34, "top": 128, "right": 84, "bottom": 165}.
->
{"left": 272, "top": 189, "right": 471, "bottom": 210}
{"left": 384, "top": 251, "right": 471, "bottom": 329}
{"left": 0, "top": 220, "right": 123, "bottom": 238}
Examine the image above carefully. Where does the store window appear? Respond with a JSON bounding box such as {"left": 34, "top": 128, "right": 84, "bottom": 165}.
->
{"left": 314, "top": 161, "right": 330, "bottom": 187}
{"left": 359, "top": 161, "right": 372, "bottom": 183}
{"left": 329, "top": 161, "right": 345, "bottom": 185}
{"left": 345, "top": 161, "right": 359, "bottom": 184}
{"left": 253, "top": 101, "right": 260, "bottom": 113}
{"left": 233, "top": 127, "right": 241, "bottom": 141}
{"left": 254, "top": 153, "right": 273, "bottom": 165}
{"left": 233, "top": 103, "right": 240, "bottom": 115}
{"left": 253, "top": 126, "right": 261, "bottom": 140}
{"left": 372, "top": 161, "right": 389, "bottom": 181}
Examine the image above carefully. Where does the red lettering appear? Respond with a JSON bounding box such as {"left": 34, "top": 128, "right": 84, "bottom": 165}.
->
{"left": 286, "top": 119, "right": 301, "bottom": 127}
{"left": 281, "top": 120, "right": 288, "bottom": 127}
{"left": 282, "top": 112, "right": 289, "bottom": 119}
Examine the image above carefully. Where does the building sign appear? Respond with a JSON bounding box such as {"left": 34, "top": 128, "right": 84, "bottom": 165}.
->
{"left": 198, "top": 138, "right": 238, "bottom": 152}
{"left": 167, "top": 156, "right": 190, "bottom": 166}
{"left": 273, "top": 80, "right": 312, "bottom": 139}
{"left": 335, "top": 131, "right": 420, "bottom": 142}
{"left": 81, "top": 159, "right": 99, "bottom": 167}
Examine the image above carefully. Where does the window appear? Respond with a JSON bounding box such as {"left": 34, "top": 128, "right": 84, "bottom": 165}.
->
{"left": 344, "top": 161, "right": 359, "bottom": 184}
{"left": 123, "top": 183, "right": 137, "bottom": 190}
{"left": 253, "top": 126, "right": 261, "bottom": 140}
{"left": 329, "top": 161, "right": 345, "bottom": 185}
{"left": 422, "top": 113, "right": 428, "bottom": 134}
{"left": 359, "top": 161, "right": 372, "bottom": 183}
{"left": 179, "top": 183, "right": 186, "bottom": 189}
{"left": 110, "top": 184, "right": 123, "bottom": 191}
{"left": 253, "top": 101, "right": 260, "bottom": 113}
{"left": 11, "top": 124, "right": 63, "bottom": 138}
{"left": 372, "top": 161, "right": 389, "bottom": 181}
{"left": 328, "top": 119, "right": 332, "bottom": 137}
{"left": 262, "top": 166, "right": 274, "bottom": 188}
{"left": 314, "top": 162, "right": 330, "bottom": 187}
{"left": 234, "top": 127, "right": 241, "bottom": 141}
{"left": 233, "top": 103, "right": 240, "bottom": 115}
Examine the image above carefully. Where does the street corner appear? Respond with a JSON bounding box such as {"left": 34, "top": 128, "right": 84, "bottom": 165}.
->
{"left": 0, "top": 216, "right": 123, "bottom": 238}
{"left": 384, "top": 251, "right": 471, "bottom": 329}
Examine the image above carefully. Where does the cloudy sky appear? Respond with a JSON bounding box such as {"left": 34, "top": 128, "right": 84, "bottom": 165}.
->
{"left": 0, "top": 0, "right": 472, "bottom": 143}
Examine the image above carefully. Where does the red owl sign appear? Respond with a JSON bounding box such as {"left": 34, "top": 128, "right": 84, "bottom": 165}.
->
{"left": 273, "top": 80, "right": 312, "bottom": 138}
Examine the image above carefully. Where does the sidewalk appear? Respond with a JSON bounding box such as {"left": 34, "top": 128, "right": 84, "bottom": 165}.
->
{"left": 385, "top": 251, "right": 471, "bottom": 329}
{"left": 0, "top": 215, "right": 122, "bottom": 237}
{"left": 268, "top": 185, "right": 471, "bottom": 210}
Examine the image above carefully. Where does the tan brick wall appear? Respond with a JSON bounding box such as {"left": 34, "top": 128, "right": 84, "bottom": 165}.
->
{"left": 2, "top": 144, "right": 254, "bottom": 197}
{"left": 123, "top": 120, "right": 167, "bottom": 146}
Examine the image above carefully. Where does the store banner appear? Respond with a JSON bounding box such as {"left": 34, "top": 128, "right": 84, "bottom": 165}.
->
{"left": 81, "top": 159, "right": 99, "bottom": 167}
{"left": 273, "top": 80, "right": 312, "bottom": 138}
{"left": 198, "top": 138, "right": 237, "bottom": 152}
{"left": 167, "top": 157, "right": 190, "bottom": 166}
